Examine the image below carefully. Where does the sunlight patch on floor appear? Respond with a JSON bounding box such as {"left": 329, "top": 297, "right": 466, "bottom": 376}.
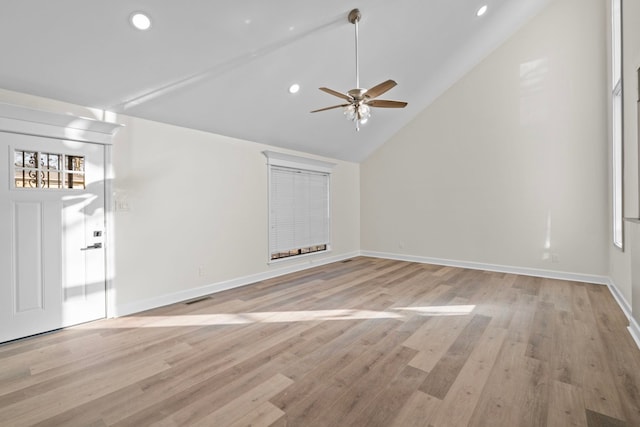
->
{"left": 75, "top": 305, "right": 476, "bottom": 329}
{"left": 394, "top": 305, "right": 476, "bottom": 316}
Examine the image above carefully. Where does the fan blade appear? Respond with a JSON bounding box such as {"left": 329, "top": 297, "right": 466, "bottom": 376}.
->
{"left": 365, "top": 79, "right": 397, "bottom": 99}
{"left": 319, "top": 87, "right": 352, "bottom": 101}
{"left": 311, "top": 103, "right": 351, "bottom": 113}
{"left": 367, "top": 99, "right": 408, "bottom": 108}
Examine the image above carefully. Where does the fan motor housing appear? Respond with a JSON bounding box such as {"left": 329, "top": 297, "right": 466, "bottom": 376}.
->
{"left": 348, "top": 88, "right": 367, "bottom": 101}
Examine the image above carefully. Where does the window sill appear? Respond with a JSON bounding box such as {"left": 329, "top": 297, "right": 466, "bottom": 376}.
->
{"left": 268, "top": 248, "right": 332, "bottom": 265}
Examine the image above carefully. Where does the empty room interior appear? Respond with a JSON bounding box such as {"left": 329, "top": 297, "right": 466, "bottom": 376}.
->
{"left": 1, "top": 0, "right": 640, "bottom": 426}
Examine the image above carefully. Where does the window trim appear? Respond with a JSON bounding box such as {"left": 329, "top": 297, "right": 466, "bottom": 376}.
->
{"left": 611, "top": 0, "right": 623, "bottom": 249}
{"left": 263, "top": 151, "right": 335, "bottom": 264}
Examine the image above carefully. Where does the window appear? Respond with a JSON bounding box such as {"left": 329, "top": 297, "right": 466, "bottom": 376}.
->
{"left": 611, "top": 0, "right": 623, "bottom": 248}
{"left": 14, "top": 149, "right": 85, "bottom": 189}
{"left": 264, "top": 151, "right": 335, "bottom": 261}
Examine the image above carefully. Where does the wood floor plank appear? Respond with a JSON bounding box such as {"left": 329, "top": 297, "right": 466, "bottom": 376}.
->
{"left": 505, "top": 292, "right": 538, "bottom": 343}
{"left": 570, "top": 283, "right": 596, "bottom": 322}
{"left": 525, "top": 301, "right": 556, "bottom": 361}
{"left": 519, "top": 355, "right": 551, "bottom": 427}
{"left": 271, "top": 318, "right": 402, "bottom": 404}
{"left": 303, "top": 345, "right": 418, "bottom": 427}
{"left": 271, "top": 319, "right": 412, "bottom": 425}
{"left": 351, "top": 365, "right": 429, "bottom": 427}
{"left": 227, "top": 401, "right": 285, "bottom": 427}
{"left": 405, "top": 314, "right": 471, "bottom": 373}
{"left": 586, "top": 284, "right": 640, "bottom": 424}
{"left": 551, "top": 309, "right": 580, "bottom": 385}
{"left": 110, "top": 353, "right": 296, "bottom": 426}
{"left": 429, "top": 326, "right": 508, "bottom": 427}
{"left": 467, "top": 340, "right": 531, "bottom": 427}
{"left": 1, "top": 257, "right": 639, "bottom": 427}
{"left": 585, "top": 409, "right": 629, "bottom": 427}
{"left": 107, "top": 325, "right": 310, "bottom": 426}
{"left": 187, "top": 374, "right": 293, "bottom": 427}
{"left": 0, "top": 356, "right": 171, "bottom": 426}
{"left": 1, "top": 338, "right": 188, "bottom": 404}
{"left": 562, "top": 305, "right": 626, "bottom": 420}
{"left": 419, "top": 314, "right": 491, "bottom": 399}
{"left": 470, "top": 273, "right": 518, "bottom": 329}
{"left": 539, "top": 278, "right": 573, "bottom": 313}
{"left": 390, "top": 390, "right": 441, "bottom": 427}
{"left": 546, "top": 380, "right": 588, "bottom": 427}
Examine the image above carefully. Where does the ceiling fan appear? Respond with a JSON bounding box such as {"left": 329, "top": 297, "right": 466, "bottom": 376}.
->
{"left": 311, "top": 8, "right": 407, "bottom": 131}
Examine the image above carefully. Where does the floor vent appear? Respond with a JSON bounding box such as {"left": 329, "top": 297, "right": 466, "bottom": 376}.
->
{"left": 342, "top": 259, "right": 353, "bottom": 263}
{"left": 184, "top": 296, "right": 211, "bottom": 305}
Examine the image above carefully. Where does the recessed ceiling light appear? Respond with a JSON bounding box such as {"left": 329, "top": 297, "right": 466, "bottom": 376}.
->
{"left": 130, "top": 12, "right": 152, "bottom": 30}
{"left": 288, "top": 84, "right": 300, "bottom": 94}
{"left": 476, "top": 5, "right": 488, "bottom": 17}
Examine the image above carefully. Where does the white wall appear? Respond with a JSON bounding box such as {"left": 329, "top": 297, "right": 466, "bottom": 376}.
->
{"left": 361, "top": 0, "right": 609, "bottom": 277}
{"left": 0, "top": 88, "right": 361, "bottom": 315}
{"left": 110, "top": 115, "right": 360, "bottom": 311}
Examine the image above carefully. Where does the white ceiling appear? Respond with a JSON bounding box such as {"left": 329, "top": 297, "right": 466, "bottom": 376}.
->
{"left": 0, "top": 0, "right": 552, "bottom": 162}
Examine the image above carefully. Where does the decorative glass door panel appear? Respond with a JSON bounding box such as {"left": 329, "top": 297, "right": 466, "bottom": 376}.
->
{"left": 14, "top": 149, "right": 84, "bottom": 189}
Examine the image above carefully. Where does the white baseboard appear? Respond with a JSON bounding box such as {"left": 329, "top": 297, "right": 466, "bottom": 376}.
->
{"left": 604, "top": 278, "right": 640, "bottom": 350}
{"left": 360, "top": 250, "right": 610, "bottom": 285}
{"left": 629, "top": 317, "right": 640, "bottom": 349}
{"left": 114, "top": 251, "right": 360, "bottom": 317}
{"left": 604, "top": 277, "right": 633, "bottom": 319}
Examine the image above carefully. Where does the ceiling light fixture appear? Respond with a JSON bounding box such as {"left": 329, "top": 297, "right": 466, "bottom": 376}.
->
{"left": 130, "top": 12, "right": 152, "bottom": 30}
{"left": 476, "top": 5, "right": 488, "bottom": 17}
{"left": 288, "top": 84, "right": 300, "bottom": 94}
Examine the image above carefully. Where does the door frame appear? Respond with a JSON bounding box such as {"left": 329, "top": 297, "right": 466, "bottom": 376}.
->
{"left": 0, "top": 102, "right": 122, "bottom": 319}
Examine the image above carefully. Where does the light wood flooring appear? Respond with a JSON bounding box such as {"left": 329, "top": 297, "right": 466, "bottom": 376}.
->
{"left": 1, "top": 257, "right": 640, "bottom": 426}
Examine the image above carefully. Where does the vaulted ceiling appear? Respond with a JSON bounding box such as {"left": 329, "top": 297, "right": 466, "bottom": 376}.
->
{"left": 0, "top": 0, "right": 552, "bottom": 161}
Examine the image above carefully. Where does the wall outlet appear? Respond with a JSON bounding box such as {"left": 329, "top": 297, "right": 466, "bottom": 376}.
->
{"left": 551, "top": 253, "right": 560, "bottom": 263}
{"left": 198, "top": 266, "right": 205, "bottom": 277}
{"left": 115, "top": 200, "right": 130, "bottom": 212}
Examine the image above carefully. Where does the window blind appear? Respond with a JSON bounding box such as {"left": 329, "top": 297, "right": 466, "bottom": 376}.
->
{"left": 269, "top": 166, "right": 329, "bottom": 256}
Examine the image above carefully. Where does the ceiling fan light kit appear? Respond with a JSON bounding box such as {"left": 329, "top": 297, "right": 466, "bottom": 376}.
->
{"left": 311, "top": 8, "right": 407, "bottom": 131}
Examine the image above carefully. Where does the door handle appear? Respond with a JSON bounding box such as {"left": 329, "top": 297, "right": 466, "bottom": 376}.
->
{"left": 80, "top": 242, "right": 102, "bottom": 251}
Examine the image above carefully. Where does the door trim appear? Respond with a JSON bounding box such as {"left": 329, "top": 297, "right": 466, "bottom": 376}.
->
{"left": 0, "top": 102, "right": 122, "bottom": 321}
{"left": 0, "top": 102, "right": 121, "bottom": 144}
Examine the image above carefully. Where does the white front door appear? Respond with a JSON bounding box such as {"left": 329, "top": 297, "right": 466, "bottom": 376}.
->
{"left": 0, "top": 132, "right": 106, "bottom": 343}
